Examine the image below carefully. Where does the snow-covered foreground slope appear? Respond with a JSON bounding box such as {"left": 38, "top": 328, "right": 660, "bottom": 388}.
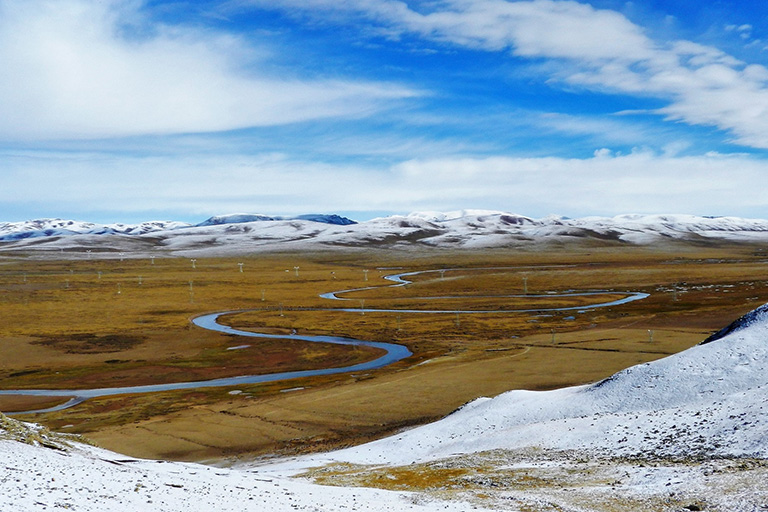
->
{"left": 265, "top": 305, "right": 768, "bottom": 509}
{"left": 3, "top": 305, "right": 768, "bottom": 511}
{"left": 0, "top": 421, "right": 493, "bottom": 512}
{"left": 303, "top": 304, "right": 768, "bottom": 467}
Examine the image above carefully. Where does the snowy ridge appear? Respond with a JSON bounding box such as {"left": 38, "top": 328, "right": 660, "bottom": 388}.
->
{"left": 0, "top": 218, "right": 192, "bottom": 241}
{"left": 3, "top": 211, "right": 768, "bottom": 252}
{"left": 196, "top": 213, "right": 356, "bottom": 226}
{"left": 702, "top": 302, "right": 768, "bottom": 344}
{"left": 0, "top": 214, "right": 355, "bottom": 242}
{"left": 298, "top": 305, "right": 768, "bottom": 468}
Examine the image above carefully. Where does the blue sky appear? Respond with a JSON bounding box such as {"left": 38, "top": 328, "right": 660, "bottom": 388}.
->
{"left": 1, "top": 0, "right": 768, "bottom": 223}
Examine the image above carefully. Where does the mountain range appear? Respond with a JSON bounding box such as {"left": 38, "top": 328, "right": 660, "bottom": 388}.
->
{"left": 2, "top": 210, "right": 768, "bottom": 256}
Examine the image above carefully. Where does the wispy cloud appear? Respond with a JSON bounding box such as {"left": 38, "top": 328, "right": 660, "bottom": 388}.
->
{"left": 2, "top": 0, "right": 766, "bottom": 222}
{"left": 3, "top": 147, "right": 765, "bottom": 220}
{"left": 387, "top": 149, "right": 766, "bottom": 216}
{"left": 0, "top": 0, "right": 417, "bottom": 140}
{"left": 238, "top": 0, "right": 768, "bottom": 150}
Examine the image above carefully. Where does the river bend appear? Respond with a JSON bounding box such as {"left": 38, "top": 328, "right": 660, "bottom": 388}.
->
{"left": 0, "top": 268, "right": 648, "bottom": 414}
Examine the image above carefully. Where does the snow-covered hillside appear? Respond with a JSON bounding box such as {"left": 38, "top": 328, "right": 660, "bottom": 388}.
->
{"left": 0, "top": 422, "right": 489, "bottom": 512}
{"left": 0, "top": 213, "right": 356, "bottom": 242}
{"left": 307, "top": 303, "right": 768, "bottom": 466}
{"left": 0, "top": 218, "right": 192, "bottom": 241}
{"left": 3, "top": 306, "right": 768, "bottom": 510}
{"left": 2, "top": 211, "right": 768, "bottom": 255}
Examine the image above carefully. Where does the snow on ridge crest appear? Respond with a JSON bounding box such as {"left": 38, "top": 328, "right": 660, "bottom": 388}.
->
{"left": 406, "top": 209, "right": 512, "bottom": 222}
{"left": 701, "top": 302, "right": 768, "bottom": 344}
{"left": 3, "top": 212, "right": 768, "bottom": 248}
{"left": 599, "top": 213, "right": 768, "bottom": 232}
{"left": 197, "top": 213, "right": 356, "bottom": 226}
{"left": 0, "top": 218, "right": 190, "bottom": 241}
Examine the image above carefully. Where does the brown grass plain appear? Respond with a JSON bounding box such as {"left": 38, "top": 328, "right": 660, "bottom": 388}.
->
{"left": 0, "top": 241, "right": 766, "bottom": 463}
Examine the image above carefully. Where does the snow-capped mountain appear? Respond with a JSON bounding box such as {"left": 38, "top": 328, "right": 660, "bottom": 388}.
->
{"left": 196, "top": 213, "right": 356, "bottom": 226}
{"left": 0, "top": 218, "right": 192, "bottom": 241}
{"left": 3, "top": 305, "right": 768, "bottom": 510}
{"left": 0, "top": 213, "right": 355, "bottom": 243}
{"left": 2, "top": 211, "right": 768, "bottom": 255}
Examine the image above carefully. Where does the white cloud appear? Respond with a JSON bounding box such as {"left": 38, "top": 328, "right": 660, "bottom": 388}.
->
{"left": 387, "top": 150, "right": 766, "bottom": 215}
{"left": 593, "top": 148, "right": 612, "bottom": 158}
{"left": 243, "top": 0, "right": 655, "bottom": 61}
{"left": 533, "top": 111, "right": 663, "bottom": 146}
{"left": 244, "top": 0, "right": 768, "bottom": 149}
{"left": 2, "top": 148, "right": 765, "bottom": 219}
{"left": 0, "top": 0, "right": 416, "bottom": 140}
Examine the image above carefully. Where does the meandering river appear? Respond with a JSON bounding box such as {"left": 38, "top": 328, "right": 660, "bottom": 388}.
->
{"left": 1, "top": 268, "right": 648, "bottom": 414}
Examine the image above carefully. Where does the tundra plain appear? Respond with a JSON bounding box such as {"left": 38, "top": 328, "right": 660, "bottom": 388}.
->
{"left": 0, "top": 242, "right": 766, "bottom": 463}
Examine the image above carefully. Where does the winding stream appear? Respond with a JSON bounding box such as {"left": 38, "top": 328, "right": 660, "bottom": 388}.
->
{"left": 1, "top": 268, "right": 648, "bottom": 414}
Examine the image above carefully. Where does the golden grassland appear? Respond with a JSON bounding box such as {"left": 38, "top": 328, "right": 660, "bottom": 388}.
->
{"left": 0, "top": 242, "right": 766, "bottom": 461}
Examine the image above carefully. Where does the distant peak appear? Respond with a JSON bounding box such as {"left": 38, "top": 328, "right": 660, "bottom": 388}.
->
{"left": 196, "top": 213, "right": 357, "bottom": 227}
